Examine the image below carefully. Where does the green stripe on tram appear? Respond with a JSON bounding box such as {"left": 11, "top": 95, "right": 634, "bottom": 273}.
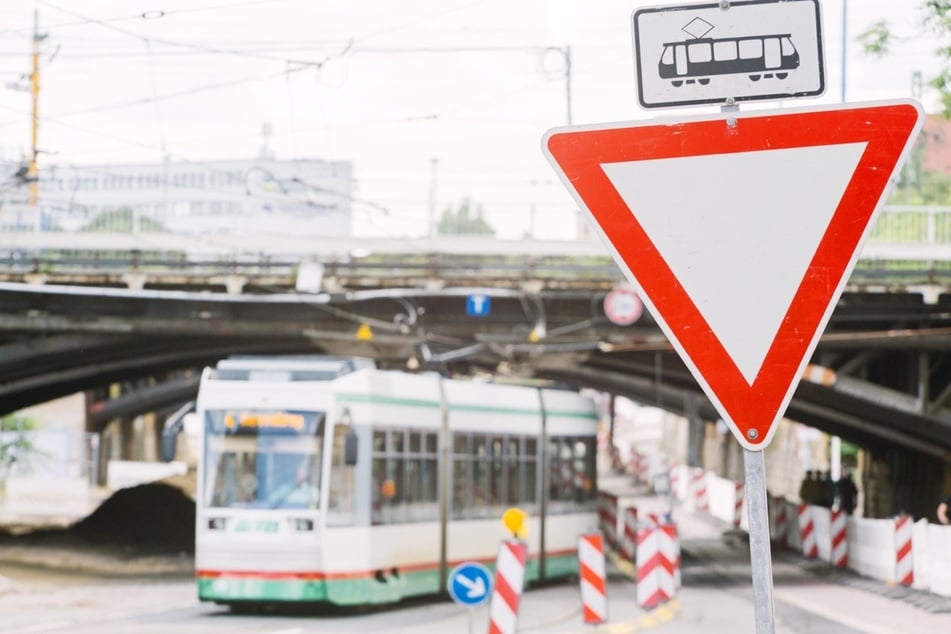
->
{"left": 198, "top": 569, "right": 442, "bottom": 606}
{"left": 336, "top": 393, "right": 596, "bottom": 420}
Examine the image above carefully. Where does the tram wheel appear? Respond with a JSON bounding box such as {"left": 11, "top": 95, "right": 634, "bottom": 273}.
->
{"left": 776, "top": 72, "right": 788, "bottom": 79}
{"left": 672, "top": 80, "right": 683, "bottom": 87}
{"left": 698, "top": 78, "right": 710, "bottom": 85}
{"left": 749, "top": 74, "right": 761, "bottom": 81}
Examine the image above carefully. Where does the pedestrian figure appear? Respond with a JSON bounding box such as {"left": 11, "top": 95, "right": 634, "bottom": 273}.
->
{"left": 835, "top": 468, "right": 858, "bottom": 515}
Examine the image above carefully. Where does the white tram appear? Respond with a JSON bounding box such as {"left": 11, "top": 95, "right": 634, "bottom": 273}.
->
{"left": 194, "top": 356, "right": 600, "bottom": 607}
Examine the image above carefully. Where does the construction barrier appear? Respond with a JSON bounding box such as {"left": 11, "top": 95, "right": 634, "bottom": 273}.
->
{"left": 689, "top": 467, "right": 708, "bottom": 512}
{"left": 488, "top": 540, "right": 527, "bottom": 634}
{"left": 831, "top": 509, "right": 848, "bottom": 567}
{"left": 619, "top": 506, "right": 638, "bottom": 561}
{"left": 669, "top": 465, "right": 684, "bottom": 501}
{"left": 597, "top": 491, "right": 619, "bottom": 548}
{"left": 895, "top": 514, "right": 914, "bottom": 586}
{"left": 769, "top": 494, "right": 788, "bottom": 545}
{"left": 798, "top": 503, "right": 818, "bottom": 558}
{"left": 733, "top": 482, "right": 745, "bottom": 528}
{"left": 635, "top": 521, "right": 679, "bottom": 609}
{"left": 578, "top": 532, "right": 607, "bottom": 625}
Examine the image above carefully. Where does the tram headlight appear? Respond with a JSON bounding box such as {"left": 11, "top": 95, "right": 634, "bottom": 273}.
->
{"left": 207, "top": 517, "right": 227, "bottom": 530}
{"left": 290, "top": 518, "right": 314, "bottom": 531}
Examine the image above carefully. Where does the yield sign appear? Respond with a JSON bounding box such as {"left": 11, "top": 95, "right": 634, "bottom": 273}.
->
{"left": 542, "top": 101, "right": 923, "bottom": 450}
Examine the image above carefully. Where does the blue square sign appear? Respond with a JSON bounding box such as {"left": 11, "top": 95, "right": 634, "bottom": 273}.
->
{"left": 466, "top": 294, "right": 491, "bottom": 317}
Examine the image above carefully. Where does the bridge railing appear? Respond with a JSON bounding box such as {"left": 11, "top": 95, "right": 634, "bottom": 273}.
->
{"left": 0, "top": 205, "right": 949, "bottom": 288}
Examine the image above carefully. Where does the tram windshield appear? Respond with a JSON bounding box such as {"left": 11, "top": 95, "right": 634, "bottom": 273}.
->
{"left": 202, "top": 409, "right": 324, "bottom": 510}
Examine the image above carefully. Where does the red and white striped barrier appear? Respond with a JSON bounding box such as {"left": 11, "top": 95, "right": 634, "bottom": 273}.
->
{"left": 636, "top": 522, "right": 680, "bottom": 608}
{"left": 690, "top": 468, "right": 708, "bottom": 512}
{"left": 578, "top": 532, "right": 607, "bottom": 625}
{"left": 799, "top": 504, "right": 818, "bottom": 558}
{"left": 772, "top": 495, "right": 788, "bottom": 545}
{"left": 733, "top": 482, "right": 745, "bottom": 528}
{"left": 488, "top": 540, "right": 527, "bottom": 634}
{"left": 669, "top": 466, "right": 682, "bottom": 500}
{"left": 895, "top": 514, "right": 914, "bottom": 586}
{"left": 597, "top": 491, "right": 619, "bottom": 547}
{"left": 638, "top": 453, "right": 650, "bottom": 484}
{"left": 831, "top": 509, "right": 848, "bottom": 567}
{"left": 619, "top": 506, "right": 638, "bottom": 561}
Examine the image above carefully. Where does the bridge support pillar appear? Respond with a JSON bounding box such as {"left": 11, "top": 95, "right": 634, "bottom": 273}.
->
{"left": 123, "top": 272, "right": 147, "bottom": 291}
{"left": 225, "top": 275, "right": 247, "bottom": 295}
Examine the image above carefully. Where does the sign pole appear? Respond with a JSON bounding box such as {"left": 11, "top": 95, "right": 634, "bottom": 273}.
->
{"left": 720, "top": 96, "right": 775, "bottom": 633}
{"left": 743, "top": 447, "right": 776, "bottom": 633}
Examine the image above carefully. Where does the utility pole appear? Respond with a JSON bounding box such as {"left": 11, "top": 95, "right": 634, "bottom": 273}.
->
{"left": 28, "top": 10, "right": 46, "bottom": 206}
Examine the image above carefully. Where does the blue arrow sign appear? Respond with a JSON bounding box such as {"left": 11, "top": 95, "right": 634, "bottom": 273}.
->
{"left": 466, "top": 293, "right": 491, "bottom": 317}
{"left": 448, "top": 562, "right": 492, "bottom": 607}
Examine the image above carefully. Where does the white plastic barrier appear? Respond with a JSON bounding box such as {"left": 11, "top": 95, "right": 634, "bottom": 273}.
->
{"left": 926, "top": 524, "right": 951, "bottom": 596}
{"left": 670, "top": 465, "right": 690, "bottom": 502}
{"left": 913, "top": 518, "right": 930, "bottom": 591}
{"left": 706, "top": 474, "right": 747, "bottom": 530}
{"left": 847, "top": 517, "right": 896, "bottom": 582}
{"left": 107, "top": 459, "right": 188, "bottom": 491}
{"left": 2, "top": 476, "right": 89, "bottom": 518}
{"left": 811, "top": 506, "right": 832, "bottom": 562}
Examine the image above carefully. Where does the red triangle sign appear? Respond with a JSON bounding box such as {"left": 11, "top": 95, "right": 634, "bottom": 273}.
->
{"left": 543, "top": 101, "right": 923, "bottom": 450}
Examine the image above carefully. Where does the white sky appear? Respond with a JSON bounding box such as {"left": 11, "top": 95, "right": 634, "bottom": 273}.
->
{"left": 0, "top": 0, "right": 943, "bottom": 239}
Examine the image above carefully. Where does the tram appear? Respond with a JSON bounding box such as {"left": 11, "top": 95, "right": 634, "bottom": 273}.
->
{"left": 658, "top": 33, "right": 799, "bottom": 86}
{"left": 194, "top": 356, "right": 600, "bottom": 607}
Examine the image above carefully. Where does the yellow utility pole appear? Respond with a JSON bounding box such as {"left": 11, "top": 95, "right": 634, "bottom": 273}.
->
{"left": 28, "top": 10, "right": 45, "bottom": 206}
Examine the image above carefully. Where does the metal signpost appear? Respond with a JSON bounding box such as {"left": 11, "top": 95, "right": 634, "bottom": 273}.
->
{"left": 447, "top": 561, "right": 492, "bottom": 634}
{"left": 543, "top": 2, "right": 923, "bottom": 632}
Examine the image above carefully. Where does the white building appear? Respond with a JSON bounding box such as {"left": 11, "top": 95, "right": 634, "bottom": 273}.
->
{"left": 2, "top": 157, "right": 354, "bottom": 238}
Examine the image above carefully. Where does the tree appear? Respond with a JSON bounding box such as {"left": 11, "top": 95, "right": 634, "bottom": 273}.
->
{"left": 436, "top": 197, "right": 495, "bottom": 236}
{"left": 858, "top": 3, "right": 951, "bottom": 115}
{"left": 0, "top": 414, "right": 43, "bottom": 479}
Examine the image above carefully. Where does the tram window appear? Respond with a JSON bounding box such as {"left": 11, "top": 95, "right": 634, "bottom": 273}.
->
{"left": 739, "top": 38, "right": 763, "bottom": 60}
{"left": 687, "top": 42, "right": 712, "bottom": 63}
{"left": 781, "top": 37, "right": 795, "bottom": 55}
{"left": 713, "top": 40, "right": 738, "bottom": 61}
{"left": 391, "top": 430, "right": 406, "bottom": 454}
{"left": 409, "top": 430, "right": 422, "bottom": 454}
{"left": 506, "top": 438, "right": 519, "bottom": 506}
{"left": 425, "top": 432, "right": 438, "bottom": 454}
{"left": 490, "top": 436, "right": 504, "bottom": 508}
{"left": 660, "top": 46, "right": 673, "bottom": 65}
{"left": 328, "top": 425, "right": 355, "bottom": 526}
{"left": 472, "top": 436, "right": 489, "bottom": 516}
{"left": 573, "top": 439, "right": 588, "bottom": 502}
{"left": 373, "top": 430, "right": 386, "bottom": 453}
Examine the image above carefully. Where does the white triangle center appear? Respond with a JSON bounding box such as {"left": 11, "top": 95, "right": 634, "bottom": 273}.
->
{"left": 602, "top": 142, "right": 867, "bottom": 384}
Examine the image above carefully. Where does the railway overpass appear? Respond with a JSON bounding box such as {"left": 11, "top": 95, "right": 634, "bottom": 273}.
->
{"left": 1, "top": 220, "right": 951, "bottom": 518}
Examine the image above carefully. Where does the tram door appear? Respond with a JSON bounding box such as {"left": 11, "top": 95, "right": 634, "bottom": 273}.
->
{"left": 764, "top": 37, "right": 781, "bottom": 68}
{"left": 673, "top": 44, "right": 688, "bottom": 76}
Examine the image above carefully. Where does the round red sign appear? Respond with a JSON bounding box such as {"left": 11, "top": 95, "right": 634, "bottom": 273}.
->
{"left": 603, "top": 288, "right": 643, "bottom": 326}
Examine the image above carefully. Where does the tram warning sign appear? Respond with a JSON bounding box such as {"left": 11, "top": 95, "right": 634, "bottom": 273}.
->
{"left": 632, "top": 0, "right": 825, "bottom": 109}
{"left": 542, "top": 101, "right": 923, "bottom": 450}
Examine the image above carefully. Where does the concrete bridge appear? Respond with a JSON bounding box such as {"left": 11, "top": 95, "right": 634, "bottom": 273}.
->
{"left": 1, "top": 218, "right": 950, "bottom": 518}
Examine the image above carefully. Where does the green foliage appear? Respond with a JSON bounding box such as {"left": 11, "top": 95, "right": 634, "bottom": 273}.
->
{"left": 856, "top": 20, "right": 893, "bottom": 57}
{"left": 0, "top": 415, "right": 42, "bottom": 478}
{"left": 81, "top": 207, "right": 167, "bottom": 233}
{"left": 437, "top": 197, "right": 495, "bottom": 236}
{"left": 858, "top": 3, "right": 951, "bottom": 116}
{"left": 0, "top": 415, "right": 39, "bottom": 432}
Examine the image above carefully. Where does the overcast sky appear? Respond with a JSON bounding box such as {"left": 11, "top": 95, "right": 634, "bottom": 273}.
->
{"left": 0, "top": 0, "right": 943, "bottom": 240}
